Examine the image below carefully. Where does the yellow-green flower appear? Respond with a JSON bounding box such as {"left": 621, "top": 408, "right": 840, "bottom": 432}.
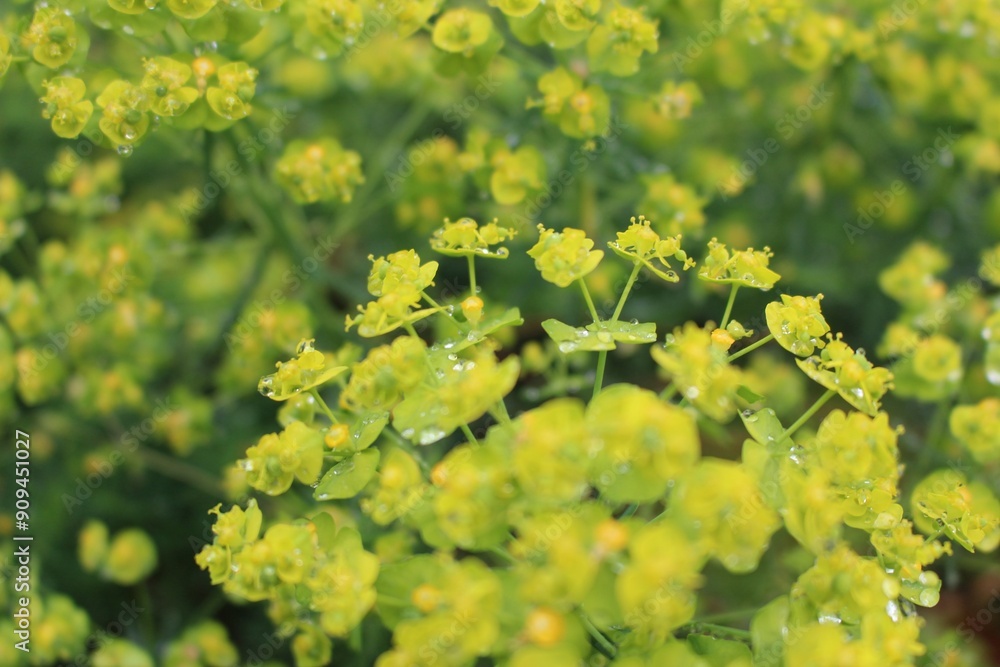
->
{"left": 796, "top": 336, "right": 893, "bottom": 416}
{"left": 431, "top": 217, "right": 517, "bottom": 258}
{"left": 765, "top": 293, "right": 830, "bottom": 356}
{"left": 698, "top": 237, "right": 781, "bottom": 291}
{"left": 276, "top": 138, "right": 364, "bottom": 204}
{"left": 527, "top": 225, "right": 603, "bottom": 287}
{"left": 607, "top": 215, "right": 695, "bottom": 282}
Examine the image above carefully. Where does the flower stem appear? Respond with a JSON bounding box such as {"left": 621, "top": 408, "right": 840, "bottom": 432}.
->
{"left": 677, "top": 622, "right": 752, "bottom": 643}
{"left": 593, "top": 350, "right": 608, "bottom": 400}
{"left": 134, "top": 446, "right": 224, "bottom": 498}
{"left": 611, "top": 262, "right": 643, "bottom": 323}
{"left": 492, "top": 399, "right": 512, "bottom": 425}
{"left": 691, "top": 607, "right": 760, "bottom": 625}
{"left": 720, "top": 284, "right": 740, "bottom": 329}
{"left": 489, "top": 545, "right": 517, "bottom": 566}
{"left": 467, "top": 255, "right": 477, "bottom": 297}
{"left": 460, "top": 423, "right": 480, "bottom": 446}
{"left": 727, "top": 333, "right": 775, "bottom": 362}
{"left": 309, "top": 389, "right": 339, "bottom": 423}
{"left": 421, "top": 291, "right": 465, "bottom": 332}
{"left": 578, "top": 609, "right": 617, "bottom": 658}
{"left": 579, "top": 278, "right": 601, "bottom": 323}
{"left": 777, "top": 388, "right": 836, "bottom": 442}
{"left": 659, "top": 383, "right": 678, "bottom": 401}
{"left": 618, "top": 503, "right": 639, "bottom": 519}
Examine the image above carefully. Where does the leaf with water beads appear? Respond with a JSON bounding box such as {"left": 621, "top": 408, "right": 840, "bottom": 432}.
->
{"left": 750, "top": 596, "right": 790, "bottom": 667}
{"left": 434, "top": 306, "right": 524, "bottom": 355}
{"left": 346, "top": 411, "right": 389, "bottom": 454}
{"left": 314, "top": 449, "right": 380, "bottom": 501}
{"left": 588, "top": 320, "right": 657, "bottom": 344}
{"left": 542, "top": 318, "right": 616, "bottom": 353}
{"left": 393, "top": 353, "right": 520, "bottom": 445}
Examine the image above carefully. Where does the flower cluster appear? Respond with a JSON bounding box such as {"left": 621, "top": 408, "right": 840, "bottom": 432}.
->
{"left": 275, "top": 138, "right": 364, "bottom": 204}
{"left": 196, "top": 224, "right": 986, "bottom": 666}
{"left": 346, "top": 250, "right": 440, "bottom": 337}
{"left": 607, "top": 215, "right": 695, "bottom": 282}
{"left": 528, "top": 225, "right": 604, "bottom": 288}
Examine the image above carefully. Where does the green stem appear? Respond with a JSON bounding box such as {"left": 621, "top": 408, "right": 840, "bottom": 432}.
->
{"left": 136, "top": 583, "right": 156, "bottom": 646}
{"left": 720, "top": 284, "right": 740, "bottom": 329}
{"left": 134, "top": 446, "right": 224, "bottom": 498}
{"left": 460, "top": 423, "right": 480, "bottom": 446}
{"left": 618, "top": 503, "right": 639, "bottom": 519}
{"left": 677, "top": 623, "right": 752, "bottom": 643}
{"left": 659, "top": 383, "right": 678, "bottom": 401}
{"left": 593, "top": 350, "right": 607, "bottom": 400}
{"left": 777, "top": 388, "right": 836, "bottom": 442}
{"left": 467, "top": 255, "right": 477, "bottom": 297}
{"left": 727, "top": 333, "right": 775, "bottom": 362}
{"left": 330, "top": 102, "right": 433, "bottom": 244}
{"left": 403, "top": 322, "right": 421, "bottom": 339}
{"left": 578, "top": 278, "right": 601, "bottom": 323}
{"left": 382, "top": 428, "right": 429, "bottom": 473}
{"left": 691, "top": 608, "right": 760, "bottom": 625}
{"left": 926, "top": 396, "right": 953, "bottom": 451}
{"left": 492, "top": 400, "right": 512, "bottom": 425}
{"left": 611, "top": 262, "right": 643, "bottom": 323}
{"left": 489, "top": 546, "right": 517, "bottom": 566}
{"left": 579, "top": 610, "right": 617, "bottom": 658}
{"left": 309, "top": 389, "right": 339, "bottom": 423}
{"left": 421, "top": 291, "right": 465, "bottom": 332}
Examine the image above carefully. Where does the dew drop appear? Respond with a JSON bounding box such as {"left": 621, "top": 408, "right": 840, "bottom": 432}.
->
{"left": 117, "top": 144, "right": 134, "bottom": 157}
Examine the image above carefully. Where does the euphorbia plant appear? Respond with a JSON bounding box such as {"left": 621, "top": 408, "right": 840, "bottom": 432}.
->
{"left": 197, "top": 218, "right": 1000, "bottom": 666}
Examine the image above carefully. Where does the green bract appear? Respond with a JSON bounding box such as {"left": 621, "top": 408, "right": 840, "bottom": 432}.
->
{"left": 41, "top": 77, "right": 93, "bottom": 139}
{"left": 25, "top": 7, "right": 81, "bottom": 68}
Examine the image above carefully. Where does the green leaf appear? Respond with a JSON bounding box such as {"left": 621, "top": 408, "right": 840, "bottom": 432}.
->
{"left": 314, "top": 449, "right": 381, "bottom": 500}
{"left": 309, "top": 511, "right": 338, "bottom": 552}
{"left": 739, "top": 408, "right": 792, "bottom": 448}
{"left": 542, "top": 318, "right": 616, "bottom": 353}
{"left": 586, "top": 319, "right": 657, "bottom": 344}
{"left": 750, "top": 596, "right": 790, "bottom": 667}
{"left": 349, "top": 411, "right": 389, "bottom": 452}
{"left": 687, "top": 635, "right": 753, "bottom": 665}
{"left": 441, "top": 306, "right": 524, "bottom": 354}
{"left": 374, "top": 555, "right": 444, "bottom": 629}
{"left": 736, "top": 384, "right": 766, "bottom": 404}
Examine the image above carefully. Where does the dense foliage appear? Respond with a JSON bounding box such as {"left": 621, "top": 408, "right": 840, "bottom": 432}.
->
{"left": 1, "top": 0, "right": 1000, "bottom": 666}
